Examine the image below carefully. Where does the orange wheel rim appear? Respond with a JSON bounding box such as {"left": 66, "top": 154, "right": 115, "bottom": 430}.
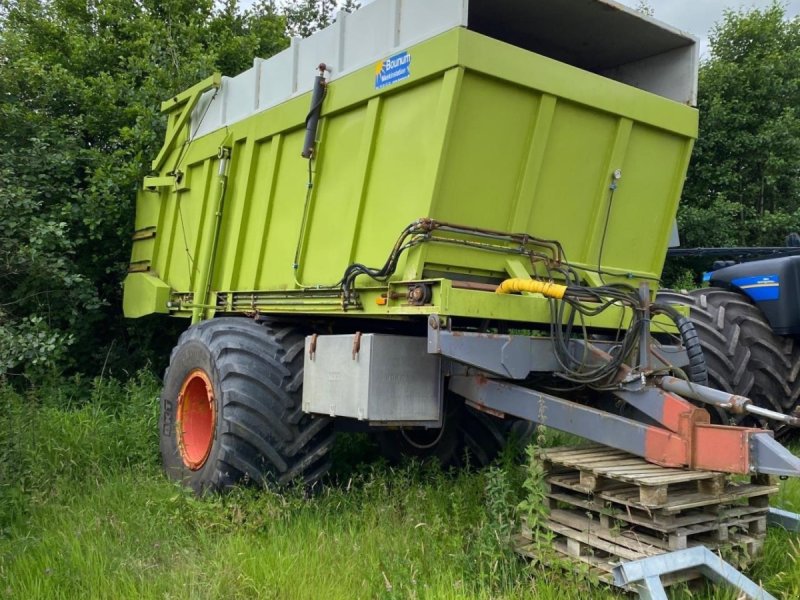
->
{"left": 176, "top": 369, "right": 216, "bottom": 470}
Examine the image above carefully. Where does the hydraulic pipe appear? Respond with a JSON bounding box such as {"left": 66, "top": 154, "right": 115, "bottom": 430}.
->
{"left": 659, "top": 375, "right": 800, "bottom": 427}
{"left": 191, "top": 147, "right": 230, "bottom": 324}
{"left": 638, "top": 282, "right": 652, "bottom": 372}
{"left": 301, "top": 64, "right": 328, "bottom": 159}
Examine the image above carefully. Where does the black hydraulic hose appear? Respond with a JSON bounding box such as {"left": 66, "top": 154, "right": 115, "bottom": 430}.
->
{"left": 651, "top": 302, "right": 709, "bottom": 386}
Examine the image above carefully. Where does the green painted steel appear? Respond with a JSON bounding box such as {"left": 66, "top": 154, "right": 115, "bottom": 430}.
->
{"left": 124, "top": 28, "right": 698, "bottom": 326}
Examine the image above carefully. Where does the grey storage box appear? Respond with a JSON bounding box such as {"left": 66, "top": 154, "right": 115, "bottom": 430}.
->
{"left": 303, "top": 334, "right": 442, "bottom": 425}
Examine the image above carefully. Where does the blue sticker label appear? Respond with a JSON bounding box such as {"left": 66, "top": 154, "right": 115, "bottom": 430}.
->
{"left": 375, "top": 51, "right": 411, "bottom": 89}
{"left": 732, "top": 274, "right": 780, "bottom": 302}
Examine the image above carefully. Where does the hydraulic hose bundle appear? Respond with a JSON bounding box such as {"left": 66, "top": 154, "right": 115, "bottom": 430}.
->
{"left": 339, "top": 219, "right": 567, "bottom": 307}
{"left": 336, "top": 220, "right": 700, "bottom": 390}
{"left": 496, "top": 278, "right": 699, "bottom": 389}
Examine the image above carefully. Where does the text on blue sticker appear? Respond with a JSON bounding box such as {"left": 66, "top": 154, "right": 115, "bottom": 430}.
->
{"left": 732, "top": 274, "right": 780, "bottom": 301}
{"left": 375, "top": 52, "right": 411, "bottom": 89}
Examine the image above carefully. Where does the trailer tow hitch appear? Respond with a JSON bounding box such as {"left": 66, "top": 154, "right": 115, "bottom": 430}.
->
{"left": 448, "top": 374, "right": 800, "bottom": 479}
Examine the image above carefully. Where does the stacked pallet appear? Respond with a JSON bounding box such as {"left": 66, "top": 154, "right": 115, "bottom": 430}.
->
{"left": 516, "top": 445, "right": 778, "bottom": 588}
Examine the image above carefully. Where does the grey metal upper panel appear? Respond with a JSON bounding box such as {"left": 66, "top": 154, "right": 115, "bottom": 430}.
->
{"left": 469, "top": 0, "right": 697, "bottom": 70}
{"left": 191, "top": 0, "right": 698, "bottom": 138}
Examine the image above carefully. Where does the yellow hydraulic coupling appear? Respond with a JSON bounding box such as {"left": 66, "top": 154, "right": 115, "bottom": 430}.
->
{"left": 495, "top": 279, "right": 568, "bottom": 299}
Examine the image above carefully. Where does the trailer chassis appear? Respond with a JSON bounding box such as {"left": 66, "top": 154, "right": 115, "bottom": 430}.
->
{"left": 427, "top": 314, "right": 800, "bottom": 478}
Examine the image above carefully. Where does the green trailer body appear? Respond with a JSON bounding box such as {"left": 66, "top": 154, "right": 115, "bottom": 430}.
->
{"left": 123, "top": 0, "right": 698, "bottom": 329}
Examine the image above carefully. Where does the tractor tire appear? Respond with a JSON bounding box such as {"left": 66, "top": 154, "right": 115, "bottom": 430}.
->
{"left": 159, "top": 317, "right": 335, "bottom": 493}
{"left": 376, "top": 394, "right": 534, "bottom": 468}
{"left": 657, "top": 288, "right": 796, "bottom": 436}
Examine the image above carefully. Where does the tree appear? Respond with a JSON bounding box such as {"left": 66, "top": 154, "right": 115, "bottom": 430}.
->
{"left": 0, "top": 0, "right": 290, "bottom": 379}
{"left": 284, "top": 0, "right": 359, "bottom": 38}
{"left": 634, "top": 1, "right": 655, "bottom": 17}
{"left": 678, "top": 3, "right": 800, "bottom": 248}
{"left": 0, "top": 0, "right": 360, "bottom": 380}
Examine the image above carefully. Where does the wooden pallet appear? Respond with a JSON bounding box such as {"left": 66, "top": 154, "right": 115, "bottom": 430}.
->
{"left": 517, "top": 445, "right": 779, "bottom": 590}
{"left": 538, "top": 445, "right": 774, "bottom": 508}
{"left": 544, "top": 488, "right": 768, "bottom": 550}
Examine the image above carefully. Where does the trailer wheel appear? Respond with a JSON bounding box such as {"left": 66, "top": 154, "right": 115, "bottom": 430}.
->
{"left": 160, "top": 318, "right": 335, "bottom": 493}
{"left": 658, "top": 289, "right": 796, "bottom": 436}
{"left": 376, "top": 394, "right": 534, "bottom": 468}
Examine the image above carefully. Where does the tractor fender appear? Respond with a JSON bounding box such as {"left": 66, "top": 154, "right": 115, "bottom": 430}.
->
{"left": 709, "top": 256, "right": 800, "bottom": 336}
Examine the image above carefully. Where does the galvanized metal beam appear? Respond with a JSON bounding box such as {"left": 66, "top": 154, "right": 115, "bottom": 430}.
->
{"left": 768, "top": 508, "right": 800, "bottom": 532}
{"left": 750, "top": 433, "right": 800, "bottom": 477}
{"left": 612, "top": 547, "right": 776, "bottom": 600}
{"left": 614, "top": 385, "right": 710, "bottom": 433}
{"left": 453, "top": 374, "right": 800, "bottom": 477}
{"left": 429, "top": 327, "right": 558, "bottom": 378}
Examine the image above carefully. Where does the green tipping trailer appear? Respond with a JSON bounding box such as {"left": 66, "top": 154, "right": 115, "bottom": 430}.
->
{"left": 124, "top": 0, "right": 800, "bottom": 504}
{"left": 124, "top": 0, "right": 697, "bottom": 327}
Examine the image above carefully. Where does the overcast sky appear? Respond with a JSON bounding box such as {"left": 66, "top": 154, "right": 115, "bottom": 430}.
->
{"left": 617, "top": 0, "right": 800, "bottom": 55}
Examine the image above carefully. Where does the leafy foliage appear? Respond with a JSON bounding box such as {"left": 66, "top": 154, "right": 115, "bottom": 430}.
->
{"left": 0, "top": 0, "right": 354, "bottom": 379}
{"left": 679, "top": 3, "right": 800, "bottom": 249}
{"left": 633, "top": 1, "right": 654, "bottom": 17}
{"left": 284, "top": 0, "right": 359, "bottom": 38}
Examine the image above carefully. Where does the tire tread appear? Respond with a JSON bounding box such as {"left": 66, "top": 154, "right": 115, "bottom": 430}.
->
{"left": 160, "top": 318, "right": 334, "bottom": 492}
{"left": 659, "top": 288, "right": 796, "bottom": 435}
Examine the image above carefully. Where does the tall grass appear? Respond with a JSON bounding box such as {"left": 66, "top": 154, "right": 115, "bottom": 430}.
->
{"left": 0, "top": 376, "right": 799, "bottom": 599}
{"left": 0, "top": 372, "right": 160, "bottom": 530}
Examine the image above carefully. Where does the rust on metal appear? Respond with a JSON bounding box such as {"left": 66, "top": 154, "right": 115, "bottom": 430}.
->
{"left": 131, "top": 227, "right": 157, "bottom": 241}
{"left": 691, "top": 424, "right": 752, "bottom": 474}
{"left": 725, "top": 395, "right": 751, "bottom": 415}
{"left": 465, "top": 399, "right": 506, "bottom": 419}
{"left": 450, "top": 280, "right": 500, "bottom": 292}
{"left": 583, "top": 343, "right": 631, "bottom": 384}
{"left": 309, "top": 333, "right": 318, "bottom": 360}
{"left": 127, "top": 260, "right": 152, "bottom": 273}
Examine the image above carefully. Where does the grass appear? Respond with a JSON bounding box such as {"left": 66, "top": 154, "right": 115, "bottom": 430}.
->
{"left": 1, "top": 375, "right": 799, "bottom": 599}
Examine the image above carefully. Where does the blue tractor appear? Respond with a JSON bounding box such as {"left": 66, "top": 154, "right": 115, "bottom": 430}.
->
{"left": 661, "top": 247, "right": 800, "bottom": 436}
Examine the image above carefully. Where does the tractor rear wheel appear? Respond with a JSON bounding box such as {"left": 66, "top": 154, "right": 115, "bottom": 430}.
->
{"left": 160, "top": 317, "right": 335, "bottom": 493}
{"left": 658, "top": 288, "right": 796, "bottom": 436}
{"left": 376, "top": 393, "right": 534, "bottom": 468}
